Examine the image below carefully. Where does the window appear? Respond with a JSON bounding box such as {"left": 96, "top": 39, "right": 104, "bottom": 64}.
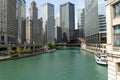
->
{"left": 116, "top": 63, "right": 120, "bottom": 73}
{"left": 114, "top": 25, "right": 120, "bottom": 47}
{"left": 114, "top": 2, "right": 120, "bottom": 17}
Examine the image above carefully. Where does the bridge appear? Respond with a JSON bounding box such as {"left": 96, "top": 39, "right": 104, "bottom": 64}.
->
{"left": 56, "top": 37, "right": 84, "bottom": 47}
{"left": 56, "top": 43, "right": 81, "bottom": 47}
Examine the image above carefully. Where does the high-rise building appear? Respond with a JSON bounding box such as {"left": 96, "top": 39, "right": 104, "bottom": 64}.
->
{"left": 38, "top": 18, "right": 43, "bottom": 44}
{"left": 54, "top": 27, "right": 62, "bottom": 43}
{"left": 0, "top": 0, "right": 17, "bottom": 44}
{"left": 77, "top": 8, "right": 85, "bottom": 38}
{"left": 105, "top": 0, "right": 120, "bottom": 80}
{"left": 16, "top": 0, "right": 26, "bottom": 44}
{"left": 60, "top": 2, "right": 75, "bottom": 43}
{"left": 85, "top": 0, "right": 106, "bottom": 52}
{"left": 26, "top": 0, "right": 43, "bottom": 44}
{"left": 54, "top": 16, "right": 62, "bottom": 43}
{"left": 55, "top": 16, "right": 60, "bottom": 27}
{"left": 41, "top": 3, "right": 54, "bottom": 43}
{"left": 29, "top": 0, "right": 38, "bottom": 20}
{"left": 26, "top": 18, "right": 32, "bottom": 44}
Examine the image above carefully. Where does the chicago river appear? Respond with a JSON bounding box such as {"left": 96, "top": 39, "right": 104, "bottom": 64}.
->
{"left": 0, "top": 47, "right": 107, "bottom": 80}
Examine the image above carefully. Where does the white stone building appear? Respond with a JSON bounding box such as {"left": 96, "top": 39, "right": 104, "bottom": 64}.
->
{"left": 105, "top": 0, "right": 120, "bottom": 80}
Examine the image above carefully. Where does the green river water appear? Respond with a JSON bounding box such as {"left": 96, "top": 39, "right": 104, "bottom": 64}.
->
{"left": 0, "top": 47, "right": 107, "bottom": 80}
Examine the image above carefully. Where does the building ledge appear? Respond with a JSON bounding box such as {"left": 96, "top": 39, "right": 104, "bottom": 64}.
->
{"left": 113, "top": 47, "right": 120, "bottom": 51}
{"left": 117, "top": 72, "right": 120, "bottom": 75}
{"left": 108, "top": 53, "right": 120, "bottom": 58}
{"left": 107, "top": 53, "right": 120, "bottom": 62}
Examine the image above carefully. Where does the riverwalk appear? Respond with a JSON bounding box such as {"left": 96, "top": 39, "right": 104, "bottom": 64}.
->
{"left": 0, "top": 49, "right": 56, "bottom": 61}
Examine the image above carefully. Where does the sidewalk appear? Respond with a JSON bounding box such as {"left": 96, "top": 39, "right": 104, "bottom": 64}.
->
{"left": 0, "top": 56, "right": 10, "bottom": 60}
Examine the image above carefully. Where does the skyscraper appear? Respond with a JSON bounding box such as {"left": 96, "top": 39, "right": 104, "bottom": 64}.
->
{"left": 26, "top": 18, "right": 32, "bottom": 44}
{"left": 29, "top": 0, "right": 38, "bottom": 20}
{"left": 16, "top": 0, "right": 26, "bottom": 44}
{"left": 41, "top": 3, "right": 55, "bottom": 43}
{"left": 54, "top": 16, "right": 62, "bottom": 43}
{"left": 0, "top": 0, "right": 17, "bottom": 44}
{"left": 77, "top": 8, "right": 85, "bottom": 38}
{"left": 60, "top": 2, "right": 75, "bottom": 43}
{"left": 26, "top": 0, "right": 42, "bottom": 44}
{"left": 85, "top": 0, "right": 106, "bottom": 52}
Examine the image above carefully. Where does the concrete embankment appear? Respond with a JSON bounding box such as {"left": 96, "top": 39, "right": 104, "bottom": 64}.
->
{"left": 46, "top": 49, "right": 56, "bottom": 53}
{"left": 81, "top": 48, "right": 95, "bottom": 54}
{"left": 0, "top": 49, "right": 56, "bottom": 61}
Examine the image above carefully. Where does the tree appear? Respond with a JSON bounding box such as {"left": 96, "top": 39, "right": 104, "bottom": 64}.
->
{"left": 48, "top": 43, "right": 56, "bottom": 49}
{"left": 22, "top": 47, "right": 27, "bottom": 54}
{"left": 16, "top": 46, "right": 22, "bottom": 55}
{"left": 26, "top": 47, "right": 32, "bottom": 53}
{"left": 8, "top": 50, "right": 16, "bottom": 56}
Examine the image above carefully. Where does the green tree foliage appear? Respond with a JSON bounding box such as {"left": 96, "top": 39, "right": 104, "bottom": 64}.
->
{"left": 48, "top": 43, "right": 56, "bottom": 49}
{"left": 16, "top": 46, "right": 22, "bottom": 55}
{"left": 8, "top": 49, "right": 18, "bottom": 58}
{"left": 8, "top": 50, "right": 16, "bottom": 56}
{"left": 22, "top": 47, "right": 27, "bottom": 54}
{"left": 26, "top": 47, "right": 32, "bottom": 53}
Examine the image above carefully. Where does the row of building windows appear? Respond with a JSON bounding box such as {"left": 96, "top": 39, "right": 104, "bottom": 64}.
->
{"left": 114, "top": 2, "right": 120, "bottom": 17}
{"left": 112, "top": 2, "right": 120, "bottom": 47}
{"left": 114, "top": 25, "right": 120, "bottom": 47}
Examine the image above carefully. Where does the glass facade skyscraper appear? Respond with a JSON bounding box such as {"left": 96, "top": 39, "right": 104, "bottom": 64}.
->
{"left": 85, "top": 0, "right": 106, "bottom": 52}
{"left": 60, "top": 2, "right": 75, "bottom": 43}
{"left": 41, "top": 3, "right": 55, "bottom": 43}
{"left": 77, "top": 8, "right": 85, "bottom": 38}
{"left": 16, "top": 0, "right": 26, "bottom": 44}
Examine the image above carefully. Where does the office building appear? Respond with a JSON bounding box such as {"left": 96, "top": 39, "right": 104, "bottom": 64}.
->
{"left": 41, "top": 3, "right": 55, "bottom": 43}
{"left": 60, "top": 2, "right": 75, "bottom": 43}
{"left": 54, "top": 16, "right": 62, "bottom": 43}
{"left": 0, "top": 0, "right": 17, "bottom": 44}
{"left": 77, "top": 8, "right": 85, "bottom": 38}
{"left": 16, "top": 0, "right": 26, "bottom": 44}
{"left": 85, "top": 0, "right": 106, "bottom": 52}
{"left": 54, "top": 27, "right": 62, "bottom": 43}
{"left": 26, "top": 0, "right": 43, "bottom": 44}
{"left": 26, "top": 18, "right": 32, "bottom": 44}
{"left": 105, "top": 0, "right": 120, "bottom": 80}
{"left": 38, "top": 18, "right": 43, "bottom": 44}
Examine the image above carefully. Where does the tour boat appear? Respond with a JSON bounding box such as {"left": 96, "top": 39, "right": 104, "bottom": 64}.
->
{"left": 94, "top": 52, "right": 107, "bottom": 65}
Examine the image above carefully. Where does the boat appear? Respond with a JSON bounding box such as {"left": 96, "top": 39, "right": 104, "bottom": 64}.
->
{"left": 94, "top": 52, "right": 107, "bottom": 65}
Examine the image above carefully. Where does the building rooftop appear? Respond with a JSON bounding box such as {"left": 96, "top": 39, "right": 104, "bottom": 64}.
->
{"left": 60, "top": 2, "right": 74, "bottom": 7}
{"left": 41, "top": 3, "right": 54, "bottom": 7}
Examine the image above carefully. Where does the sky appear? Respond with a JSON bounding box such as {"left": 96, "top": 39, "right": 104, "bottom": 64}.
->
{"left": 26, "top": 0, "right": 85, "bottom": 28}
